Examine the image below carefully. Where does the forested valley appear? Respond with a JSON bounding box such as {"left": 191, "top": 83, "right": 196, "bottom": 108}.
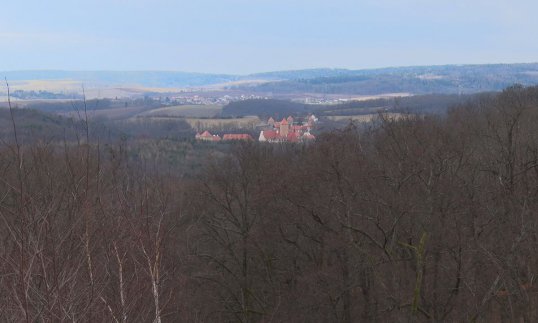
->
{"left": 2, "top": 85, "right": 538, "bottom": 322}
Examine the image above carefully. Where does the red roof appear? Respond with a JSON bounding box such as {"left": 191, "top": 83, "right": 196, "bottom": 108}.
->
{"left": 287, "top": 132, "right": 299, "bottom": 143}
{"left": 196, "top": 131, "right": 221, "bottom": 141}
{"left": 223, "top": 134, "right": 253, "bottom": 141}
{"left": 280, "top": 118, "right": 288, "bottom": 125}
{"left": 262, "top": 130, "right": 279, "bottom": 140}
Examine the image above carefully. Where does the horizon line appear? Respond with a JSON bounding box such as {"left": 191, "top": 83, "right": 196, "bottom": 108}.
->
{"left": 2, "top": 61, "right": 538, "bottom": 76}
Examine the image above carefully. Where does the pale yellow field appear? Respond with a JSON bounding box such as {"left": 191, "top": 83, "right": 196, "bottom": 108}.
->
{"left": 8, "top": 80, "right": 82, "bottom": 92}
{"left": 3, "top": 80, "right": 189, "bottom": 99}
{"left": 133, "top": 115, "right": 260, "bottom": 131}
{"left": 345, "top": 93, "right": 412, "bottom": 101}
{"left": 327, "top": 113, "right": 405, "bottom": 123}
{"left": 59, "top": 107, "right": 151, "bottom": 120}
{"left": 138, "top": 105, "right": 222, "bottom": 118}
{"left": 185, "top": 116, "right": 260, "bottom": 131}
{"left": 206, "top": 79, "right": 272, "bottom": 88}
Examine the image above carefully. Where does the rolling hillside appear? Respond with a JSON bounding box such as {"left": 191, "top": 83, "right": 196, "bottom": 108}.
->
{"left": 239, "top": 63, "right": 538, "bottom": 95}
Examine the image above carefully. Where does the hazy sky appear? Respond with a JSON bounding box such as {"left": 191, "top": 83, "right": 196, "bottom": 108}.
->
{"left": 1, "top": 0, "right": 537, "bottom": 74}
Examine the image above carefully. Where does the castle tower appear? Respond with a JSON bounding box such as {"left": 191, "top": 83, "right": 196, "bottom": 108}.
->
{"left": 280, "top": 118, "right": 289, "bottom": 137}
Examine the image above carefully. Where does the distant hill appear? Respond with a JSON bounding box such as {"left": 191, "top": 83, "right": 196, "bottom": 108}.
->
{"left": 247, "top": 68, "right": 355, "bottom": 81}
{"left": 0, "top": 71, "right": 241, "bottom": 88}
{"left": 3, "top": 63, "right": 538, "bottom": 94}
{"left": 237, "top": 63, "right": 538, "bottom": 95}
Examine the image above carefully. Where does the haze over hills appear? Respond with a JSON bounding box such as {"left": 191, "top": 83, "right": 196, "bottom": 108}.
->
{"left": 0, "top": 70, "right": 241, "bottom": 88}
{"left": 3, "top": 63, "right": 538, "bottom": 96}
{"left": 239, "top": 63, "right": 538, "bottom": 95}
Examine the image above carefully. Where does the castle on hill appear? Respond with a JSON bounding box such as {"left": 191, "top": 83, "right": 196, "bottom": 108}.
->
{"left": 258, "top": 115, "right": 317, "bottom": 143}
{"left": 195, "top": 114, "right": 317, "bottom": 143}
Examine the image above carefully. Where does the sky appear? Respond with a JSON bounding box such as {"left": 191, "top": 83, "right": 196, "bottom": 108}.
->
{"left": 1, "top": 0, "right": 537, "bottom": 74}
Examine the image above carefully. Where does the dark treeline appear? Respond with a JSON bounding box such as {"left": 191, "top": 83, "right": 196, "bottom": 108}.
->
{"left": 221, "top": 99, "right": 310, "bottom": 118}
{"left": 0, "top": 108, "right": 101, "bottom": 144}
{"left": 222, "top": 93, "right": 481, "bottom": 120}
{"left": 1, "top": 85, "right": 538, "bottom": 321}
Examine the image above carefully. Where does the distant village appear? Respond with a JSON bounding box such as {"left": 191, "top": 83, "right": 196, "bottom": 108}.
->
{"left": 164, "top": 94, "right": 269, "bottom": 106}
{"left": 155, "top": 94, "right": 345, "bottom": 106}
{"left": 195, "top": 114, "right": 318, "bottom": 143}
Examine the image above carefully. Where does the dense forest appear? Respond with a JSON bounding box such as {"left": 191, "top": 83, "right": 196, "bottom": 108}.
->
{"left": 1, "top": 85, "right": 538, "bottom": 322}
{"left": 221, "top": 99, "right": 310, "bottom": 118}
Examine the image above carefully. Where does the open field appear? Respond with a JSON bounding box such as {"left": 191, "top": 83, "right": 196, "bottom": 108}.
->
{"left": 135, "top": 115, "right": 260, "bottom": 131}
{"left": 184, "top": 116, "right": 260, "bottom": 131}
{"left": 58, "top": 106, "right": 152, "bottom": 120}
{"left": 343, "top": 93, "right": 412, "bottom": 101}
{"left": 327, "top": 113, "right": 405, "bottom": 123}
{"left": 138, "top": 105, "right": 222, "bottom": 118}
{"left": 8, "top": 80, "right": 82, "bottom": 92}
{"left": 2, "top": 80, "right": 190, "bottom": 99}
{"left": 56, "top": 105, "right": 223, "bottom": 121}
